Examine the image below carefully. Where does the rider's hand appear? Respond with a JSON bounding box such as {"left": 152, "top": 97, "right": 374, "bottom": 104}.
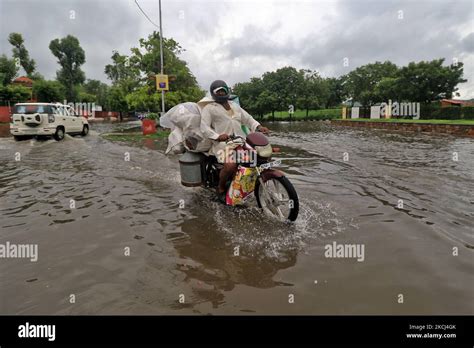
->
{"left": 257, "top": 125, "right": 270, "bottom": 134}
{"left": 217, "top": 133, "right": 230, "bottom": 142}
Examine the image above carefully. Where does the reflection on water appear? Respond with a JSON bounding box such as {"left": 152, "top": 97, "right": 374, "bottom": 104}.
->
{"left": 0, "top": 121, "right": 472, "bottom": 314}
{"left": 0, "top": 123, "right": 10, "bottom": 138}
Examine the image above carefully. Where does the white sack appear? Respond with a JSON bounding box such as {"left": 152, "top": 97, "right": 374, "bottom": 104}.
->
{"left": 160, "top": 102, "right": 212, "bottom": 154}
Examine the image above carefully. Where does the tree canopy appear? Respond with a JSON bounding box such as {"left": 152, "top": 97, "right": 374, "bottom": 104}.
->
{"left": 0, "top": 54, "right": 19, "bottom": 86}
{"left": 233, "top": 58, "right": 467, "bottom": 116}
{"left": 104, "top": 31, "right": 204, "bottom": 113}
{"left": 49, "top": 35, "right": 86, "bottom": 102}
{"left": 8, "top": 32, "right": 36, "bottom": 77}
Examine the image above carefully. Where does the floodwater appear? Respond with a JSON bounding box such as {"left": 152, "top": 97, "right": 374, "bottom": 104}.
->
{"left": 0, "top": 121, "right": 472, "bottom": 314}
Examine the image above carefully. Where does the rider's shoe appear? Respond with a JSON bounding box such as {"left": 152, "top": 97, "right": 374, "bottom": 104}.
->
{"left": 217, "top": 190, "right": 227, "bottom": 205}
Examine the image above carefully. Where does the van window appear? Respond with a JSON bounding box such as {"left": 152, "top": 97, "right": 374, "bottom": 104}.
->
{"left": 52, "top": 106, "right": 64, "bottom": 116}
{"left": 65, "top": 107, "right": 77, "bottom": 116}
{"left": 14, "top": 105, "right": 53, "bottom": 114}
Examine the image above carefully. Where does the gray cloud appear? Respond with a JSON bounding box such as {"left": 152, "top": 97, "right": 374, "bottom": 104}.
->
{"left": 1, "top": 0, "right": 146, "bottom": 82}
{"left": 462, "top": 32, "right": 474, "bottom": 53}
{"left": 224, "top": 23, "right": 297, "bottom": 58}
{"left": 1, "top": 0, "right": 473, "bottom": 97}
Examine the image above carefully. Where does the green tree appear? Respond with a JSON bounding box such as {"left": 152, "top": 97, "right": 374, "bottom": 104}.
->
{"left": 260, "top": 67, "right": 303, "bottom": 118}
{"left": 343, "top": 61, "right": 399, "bottom": 106}
{"left": 49, "top": 35, "right": 86, "bottom": 101}
{"left": 32, "top": 80, "right": 66, "bottom": 102}
{"left": 129, "top": 32, "right": 199, "bottom": 91}
{"left": 0, "top": 54, "right": 19, "bottom": 86}
{"left": 0, "top": 84, "right": 31, "bottom": 104}
{"left": 104, "top": 51, "right": 140, "bottom": 92}
{"left": 297, "top": 69, "right": 328, "bottom": 117}
{"left": 128, "top": 32, "right": 204, "bottom": 107}
{"left": 77, "top": 90, "right": 96, "bottom": 103}
{"left": 395, "top": 59, "right": 466, "bottom": 103}
{"left": 29, "top": 72, "right": 44, "bottom": 81}
{"left": 8, "top": 32, "right": 36, "bottom": 77}
{"left": 125, "top": 85, "right": 161, "bottom": 112}
{"left": 105, "top": 33, "right": 204, "bottom": 113}
{"left": 373, "top": 77, "right": 402, "bottom": 102}
{"left": 233, "top": 77, "right": 268, "bottom": 118}
{"left": 324, "top": 77, "right": 346, "bottom": 108}
{"left": 107, "top": 86, "right": 129, "bottom": 114}
{"left": 83, "top": 79, "right": 110, "bottom": 107}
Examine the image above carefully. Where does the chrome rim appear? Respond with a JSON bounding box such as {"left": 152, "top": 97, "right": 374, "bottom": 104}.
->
{"left": 258, "top": 178, "right": 291, "bottom": 221}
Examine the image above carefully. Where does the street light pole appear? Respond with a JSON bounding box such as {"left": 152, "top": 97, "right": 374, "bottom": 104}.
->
{"left": 159, "top": 0, "right": 165, "bottom": 116}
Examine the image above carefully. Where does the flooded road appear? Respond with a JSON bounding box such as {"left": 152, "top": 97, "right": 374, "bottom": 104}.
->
{"left": 0, "top": 121, "right": 473, "bottom": 314}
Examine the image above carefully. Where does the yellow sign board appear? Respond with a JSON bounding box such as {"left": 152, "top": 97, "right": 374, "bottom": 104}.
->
{"left": 156, "top": 74, "right": 169, "bottom": 91}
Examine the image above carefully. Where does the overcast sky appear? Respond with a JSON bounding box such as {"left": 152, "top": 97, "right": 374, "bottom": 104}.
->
{"left": 1, "top": 0, "right": 473, "bottom": 98}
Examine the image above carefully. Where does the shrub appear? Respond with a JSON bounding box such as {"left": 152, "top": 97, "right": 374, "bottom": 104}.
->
{"left": 429, "top": 106, "right": 474, "bottom": 120}
{"left": 146, "top": 112, "right": 158, "bottom": 120}
{"left": 462, "top": 107, "right": 474, "bottom": 119}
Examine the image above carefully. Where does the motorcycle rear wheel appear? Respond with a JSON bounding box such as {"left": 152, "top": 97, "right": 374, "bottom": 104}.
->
{"left": 255, "top": 176, "right": 299, "bottom": 222}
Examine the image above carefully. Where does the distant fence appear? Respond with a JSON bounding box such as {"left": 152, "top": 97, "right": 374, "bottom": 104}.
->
{"left": 91, "top": 111, "right": 121, "bottom": 119}
{"left": 345, "top": 105, "right": 474, "bottom": 120}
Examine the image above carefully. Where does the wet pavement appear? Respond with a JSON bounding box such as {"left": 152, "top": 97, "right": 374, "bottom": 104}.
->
{"left": 0, "top": 121, "right": 473, "bottom": 314}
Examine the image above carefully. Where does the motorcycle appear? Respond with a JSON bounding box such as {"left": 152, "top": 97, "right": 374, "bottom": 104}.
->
{"left": 200, "top": 132, "right": 299, "bottom": 222}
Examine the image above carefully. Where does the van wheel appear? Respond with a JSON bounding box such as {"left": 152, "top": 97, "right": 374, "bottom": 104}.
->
{"left": 81, "top": 125, "right": 89, "bottom": 136}
{"left": 14, "top": 135, "right": 26, "bottom": 141}
{"left": 53, "top": 127, "right": 65, "bottom": 141}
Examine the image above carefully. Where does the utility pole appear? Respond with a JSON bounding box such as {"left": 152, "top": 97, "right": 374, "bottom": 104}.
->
{"left": 159, "top": 0, "right": 165, "bottom": 116}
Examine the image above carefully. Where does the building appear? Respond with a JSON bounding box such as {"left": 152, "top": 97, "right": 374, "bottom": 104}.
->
{"left": 440, "top": 99, "right": 474, "bottom": 107}
{"left": 12, "top": 76, "right": 34, "bottom": 88}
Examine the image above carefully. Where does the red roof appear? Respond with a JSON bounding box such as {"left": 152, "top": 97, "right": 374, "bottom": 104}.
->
{"left": 13, "top": 76, "right": 33, "bottom": 86}
{"left": 441, "top": 99, "right": 474, "bottom": 106}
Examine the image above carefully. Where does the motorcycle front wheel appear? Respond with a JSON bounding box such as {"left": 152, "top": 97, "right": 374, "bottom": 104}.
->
{"left": 255, "top": 176, "right": 299, "bottom": 222}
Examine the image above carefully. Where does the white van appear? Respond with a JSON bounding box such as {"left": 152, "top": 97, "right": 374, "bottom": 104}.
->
{"left": 10, "top": 102, "right": 89, "bottom": 141}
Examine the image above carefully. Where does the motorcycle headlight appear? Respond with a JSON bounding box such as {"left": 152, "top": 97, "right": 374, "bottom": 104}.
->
{"left": 48, "top": 115, "right": 55, "bottom": 123}
{"left": 255, "top": 144, "right": 272, "bottom": 158}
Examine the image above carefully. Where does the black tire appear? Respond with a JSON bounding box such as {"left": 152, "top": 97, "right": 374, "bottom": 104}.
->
{"left": 255, "top": 175, "right": 299, "bottom": 221}
{"left": 53, "top": 127, "right": 65, "bottom": 141}
{"left": 13, "top": 135, "right": 26, "bottom": 141}
{"left": 81, "top": 124, "right": 89, "bottom": 136}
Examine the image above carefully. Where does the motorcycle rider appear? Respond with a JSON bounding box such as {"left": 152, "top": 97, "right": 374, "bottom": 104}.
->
{"left": 199, "top": 80, "right": 270, "bottom": 203}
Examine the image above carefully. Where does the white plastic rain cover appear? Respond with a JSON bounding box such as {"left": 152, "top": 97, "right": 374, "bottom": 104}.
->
{"left": 160, "top": 102, "right": 212, "bottom": 154}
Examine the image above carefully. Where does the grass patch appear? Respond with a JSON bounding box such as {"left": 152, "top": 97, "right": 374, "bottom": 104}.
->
{"left": 102, "top": 130, "right": 170, "bottom": 142}
{"left": 263, "top": 108, "right": 341, "bottom": 121}
{"left": 337, "top": 118, "right": 474, "bottom": 125}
